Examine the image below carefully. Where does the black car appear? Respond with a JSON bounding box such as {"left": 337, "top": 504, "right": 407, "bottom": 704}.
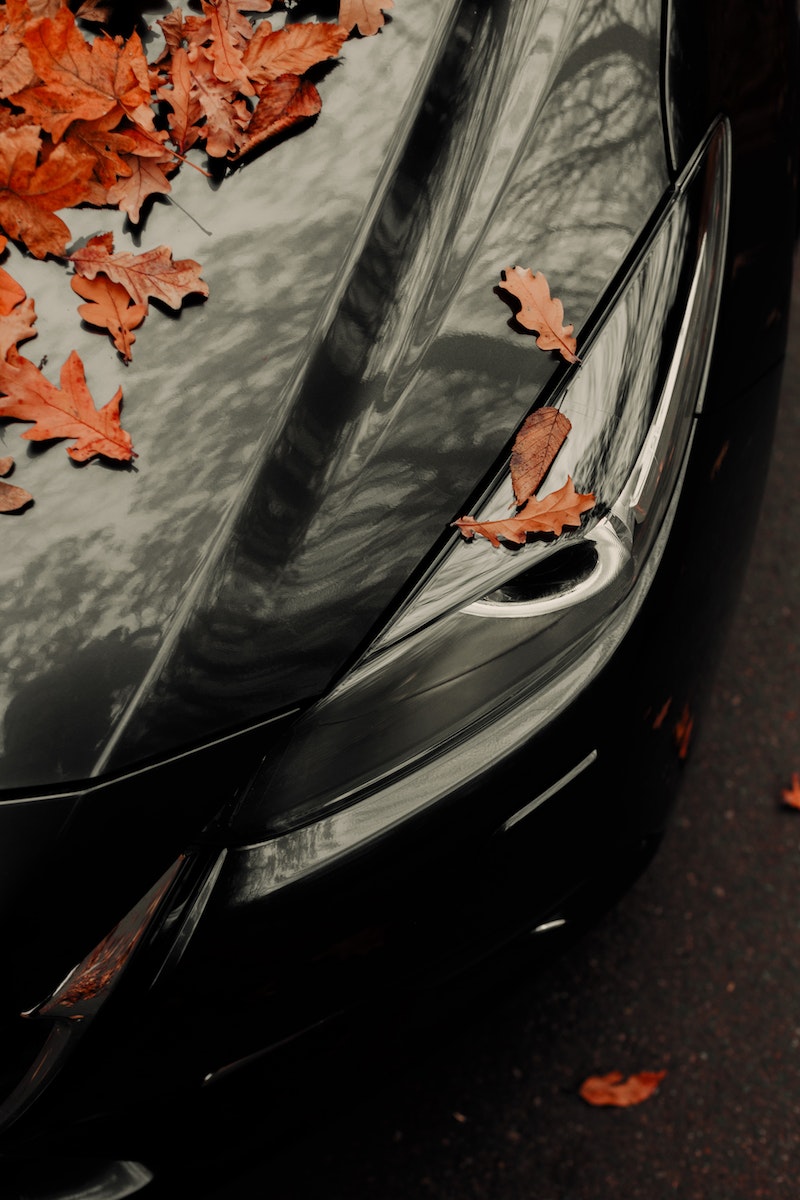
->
{"left": 0, "top": 0, "right": 797, "bottom": 1194}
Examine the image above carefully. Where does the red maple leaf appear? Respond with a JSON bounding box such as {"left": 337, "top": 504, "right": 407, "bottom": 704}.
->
{"left": 0, "top": 348, "right": 134, "bottom": 461}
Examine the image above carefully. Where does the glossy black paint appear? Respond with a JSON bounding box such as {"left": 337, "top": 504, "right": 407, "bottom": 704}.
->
{"left": 0, "top": 0, "right": 797, "bottom": 1179}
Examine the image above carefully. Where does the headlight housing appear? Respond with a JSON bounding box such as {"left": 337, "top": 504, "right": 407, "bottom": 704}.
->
{"left": 237, "top": 120, "right": 730, "bottom": 839}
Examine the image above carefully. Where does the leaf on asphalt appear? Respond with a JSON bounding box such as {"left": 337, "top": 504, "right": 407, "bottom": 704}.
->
{"left": 497, "top": 266, "right": 579, "bottom": 363}
{"left": 0, "top": 454, "right": 33, "bottom": 512}
{"left": 510, "top": 407, "right": 572, "bottom": 507}
{"left": 781, "top": 772, "right": 800, "bottom": 810}
{"left": 579, "top": 1070, "right": 667, "bottom": 1108}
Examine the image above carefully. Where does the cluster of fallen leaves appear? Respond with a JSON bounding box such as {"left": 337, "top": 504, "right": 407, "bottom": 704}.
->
{"left": 453, "top": 268, "right": 594, "bottom": 547}
{"left": 0, "top": 0, "right": 394, "bottom": 511}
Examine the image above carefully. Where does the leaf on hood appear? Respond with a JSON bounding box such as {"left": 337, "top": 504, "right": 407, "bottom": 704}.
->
{"left": 0, "top": 124, "right": 94, "bottom": 258}
{"left": 0, "top": 349, "right": 134, "bottom": 461}
{"left": 12, "top": 5, "right": 154, "bottom": 141}
{"left": 781, "top": 772, "right": 800, "bottom": 810}
{"left": 70, "top": 233, "right": 208, "bottom": 309}
{"left": 453, "top": 476, "right": 595, "bottom": 547}
{"left": 510, "top": 407, "right": 572, "bottom": 507}
{"left": 71, "top": 273, "right": 147, "bottom": 362}
{"left": 339, "top": 0, "right": 394, "bottom": 37}
{"left": 579, "top": 1070, "right": 667, "bottom": 1108}
{"left": 0, "top": 454, "right": 33, "bottom": 512}
{"left": 498, "top": 266, "right": 579, "bottom": 363}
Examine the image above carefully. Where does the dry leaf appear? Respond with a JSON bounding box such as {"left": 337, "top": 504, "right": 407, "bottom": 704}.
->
{"left": 0, "top": 349, "right": 133, "bottom": 461}
{"left": 70, "top": 234, "right": 208, "bottom": 309}
{"left": 340, "top": 0, "right": 394, "bottom": 37}
{"left": 453, "top": 476, "right": 595, "bottom": 547}
{"left": 0, "top": 124, "right": 94, "bottom": 258}
{"left": 498, "top": 266, "right": 579, "bottom": 363}
{"left": 71, "top": 273, "right": 147, "bottom": 361}
{"left": 781, "top": 772, "right": 800, "bottom": 810}
{"left": 579, "top": 1070, "right": 667, "bottom": 1108}
{"left": 510, "top": 407, "right": 571, "bottom": 507}
{"left": 673, "top": 702, "right": 693, "bottom": 760}
{"left": 229, "top": 72, "right": 321, "bottom": 161}
{"left": 0, "top": 453, "right": 33, "bottom": 512}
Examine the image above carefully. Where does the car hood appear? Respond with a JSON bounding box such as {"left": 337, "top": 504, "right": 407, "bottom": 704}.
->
{"left": 0, "top": 0, "right": 667, "bottom": 791}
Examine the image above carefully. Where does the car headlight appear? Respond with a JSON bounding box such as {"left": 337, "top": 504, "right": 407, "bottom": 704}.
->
{"left": 236, "top": 120, "right": 730, "bottom": 840}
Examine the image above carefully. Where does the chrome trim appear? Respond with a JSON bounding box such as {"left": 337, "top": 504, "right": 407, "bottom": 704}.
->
{"left": 499, "top": 751, "right": 598, "bottom": 832}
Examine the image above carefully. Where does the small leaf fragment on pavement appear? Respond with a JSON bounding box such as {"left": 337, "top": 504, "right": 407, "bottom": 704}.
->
{"left": 781, "top": 772, "right": 800, "bottom": 810}
{"left": 497, "top": 266, "right": 579, "bottom": 363}
{"left": 579, "top": 1069, "right": 667, "bottom": 1108}
{"left": 0, "top": 455, "right": 33, "bottom": 512}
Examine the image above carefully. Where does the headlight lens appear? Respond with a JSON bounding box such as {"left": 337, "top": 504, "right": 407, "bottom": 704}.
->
{"left": 241, "top": 120, "right": 730, "bottom": 836}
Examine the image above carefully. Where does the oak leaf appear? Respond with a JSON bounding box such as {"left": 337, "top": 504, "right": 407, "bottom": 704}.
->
{"left": 579, "top": 1070, "right": 667, "bottom": 1108}
{"left": 453, "top": 476, "right": 595, "bottom": 547}
{"left": 0, "top": 454, "right": 33, "bottom": 512}
{"left": 0, "top": 349, "right": 133, "bottom": 461}
{"left": 781, "top": 772, "right": 800, "bottom": 810}
{"left": 0, "top": 124, "right": 94, "bottom": 258}
{"left": 70, "top": 234, "right": 208, "bottom": 310}
{"left": 498, "top": 266, "right": 579, "bottom": 363}
{"left": 339, "top": 0, "right": 394, "bottom": 37}
{"left": 71, "top": 272, "right": 147, "bottom": 362}
{"left": 243, "top": 21, "right": 348, "bottom": 87}
{"left": 13, "top": 6, "right": 154, "bottom": 142}
{"left": 510, "top": 407, "right": 572, "bottom": 507}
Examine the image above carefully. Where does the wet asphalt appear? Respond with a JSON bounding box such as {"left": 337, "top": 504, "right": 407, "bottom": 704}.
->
{"left": 141, "top": 252, "right": 800, "bottom": 1200}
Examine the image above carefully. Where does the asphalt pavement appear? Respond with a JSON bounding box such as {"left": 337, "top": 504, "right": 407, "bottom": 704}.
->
{"left": 140, "top": 252, "right": 800, "bottom": 1200}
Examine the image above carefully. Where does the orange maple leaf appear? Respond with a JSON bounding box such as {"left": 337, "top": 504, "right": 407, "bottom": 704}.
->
{"left": 498, "top": 266, "right": 579, "bottom": 363}
{"left": 70, "top": 233, "right": 208, "bottom": 310}
{"left": 339, "top": 0, "right": 394, "bottom": 37}
{"left": 453, "top": 476, "right": 595, "bottom": 547}
{"left": 0, "top": 349, "right": 133, "bottom": 461}
{"left": 579, "top": 1069, "right": 667, "bottom": 1108}
{"left": 71, "top": 273, "right": 147, "bottom": 362}
{"left": 781, "top": 772, "right": 800, "bottom": 810}
{"left": 0, "top": 453, "right": 33, "bottom": 513}
{"left": 0, "top": 124, "right": 93, "bottom": 258}
{"left": 510, "top": 407, "right": 572, "bottom": 508}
